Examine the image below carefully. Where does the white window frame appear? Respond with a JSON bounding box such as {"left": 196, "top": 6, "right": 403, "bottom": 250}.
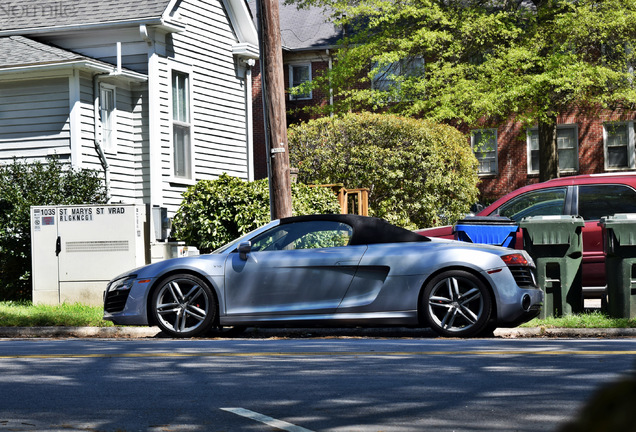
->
{"left": 171, "top": 68, "right": 194, "bottom": 181}
{"left": 289, "top": 63, "right": 312, "bottom": 101}
{"left": 99, "top": 83, "right": 117, "bottom": 153}
{"left": 603, "top": 121, "right": 636, "bottom": 170}
{"left": 471, "top": 128, "right": 498, "bottom": 175}
{"left": 527, "top": 125, "right": 579, "bottom": 175}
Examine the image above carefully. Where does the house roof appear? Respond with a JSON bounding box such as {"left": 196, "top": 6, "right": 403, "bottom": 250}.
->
{"left": 247, "top": 0, "right": 342, "bottom": 51}
{"left": 0, "top": 0, "right": 173, "bottom": 33}
{"left": 0, "top": 35, "right": 146, "bottom": 80}
{"left": 0, "top": 35, "right": 87, "bottom": 67}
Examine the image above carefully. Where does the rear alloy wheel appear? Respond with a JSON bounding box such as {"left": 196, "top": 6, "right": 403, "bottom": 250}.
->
{"left": 151, "top": 274, "right": 217, "bottom": 338}
{"left": 423, "top": 270, "right": 492, "bottom": 338}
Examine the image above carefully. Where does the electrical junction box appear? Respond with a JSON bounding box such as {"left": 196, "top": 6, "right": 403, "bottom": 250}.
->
{"left": 30, "top": 204, "right": 147, "bottom": 306}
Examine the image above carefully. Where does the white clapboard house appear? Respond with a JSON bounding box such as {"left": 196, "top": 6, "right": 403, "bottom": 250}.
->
{"left": 0, "top": 0, "right": 259, "bottom": 235}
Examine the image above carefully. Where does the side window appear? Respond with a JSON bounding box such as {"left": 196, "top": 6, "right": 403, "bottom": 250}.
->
{"left": 250, "top": 221, "right": 353, "bottom": 252}
{"left": 578, "top": 185, "right": 636, "bottom": 221}
{"left": 494, "top": 188, "right": 567, "bottom": 222}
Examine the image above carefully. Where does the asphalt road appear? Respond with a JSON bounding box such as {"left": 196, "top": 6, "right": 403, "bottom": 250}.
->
{"left": 1, "top": 336, "right": 635, "bottom": 432}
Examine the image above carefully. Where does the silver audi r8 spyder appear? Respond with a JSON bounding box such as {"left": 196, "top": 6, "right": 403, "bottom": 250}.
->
{"left": 104, "top": 214, "right": 543, "bottom": 338}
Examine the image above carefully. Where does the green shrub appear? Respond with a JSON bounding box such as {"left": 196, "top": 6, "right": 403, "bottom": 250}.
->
{"left": 171, "top": 174, "right": 340, "bottom": 252}
{"left": 0, "top": 158, "right": 106, "bottom": 301}
{"left": 288, "top": 112, "right": 480, "bottom": 229}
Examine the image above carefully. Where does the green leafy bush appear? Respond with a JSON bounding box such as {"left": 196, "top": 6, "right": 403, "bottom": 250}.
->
{"left": 288, "top": 112, "right": 480, "bottom": 229}
{"left": 0, "top": 158, "right": 106, "bottom": 301}
{"left": 171, "top": 174, "right": 340, "bottom": 252}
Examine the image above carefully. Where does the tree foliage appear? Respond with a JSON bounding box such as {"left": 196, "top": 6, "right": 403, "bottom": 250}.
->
{"left": 0, "top": 158, "right": 107, "bottom": 300}
{"left": 294, "top": 0, "right": 636, "bottom": 180}
{"left": 288, "top": 112, "right": 479, "bottom": 229}
{"left": 171, "top": 174, "right": 341, "bottom": 252}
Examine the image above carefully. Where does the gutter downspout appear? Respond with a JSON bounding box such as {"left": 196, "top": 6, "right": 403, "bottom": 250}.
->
{"left": 327, "top": 49, "right": 333, "bottom": 116}
{"left": 245, "top": 59, "right": 255, "bottom": 181}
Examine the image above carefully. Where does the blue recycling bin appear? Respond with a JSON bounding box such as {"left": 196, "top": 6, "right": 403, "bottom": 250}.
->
{"left": 453, "top": 216, "right": 518, "bottom": 248}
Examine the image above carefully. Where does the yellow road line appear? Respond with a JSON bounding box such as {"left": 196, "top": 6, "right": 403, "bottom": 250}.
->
{"left": 1, "top": 350, "right": 635, "bottom": 360}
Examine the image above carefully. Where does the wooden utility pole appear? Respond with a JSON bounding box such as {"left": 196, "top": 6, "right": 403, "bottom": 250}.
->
{"left": 256, "top": 0, "right": 293, "bottom": 220}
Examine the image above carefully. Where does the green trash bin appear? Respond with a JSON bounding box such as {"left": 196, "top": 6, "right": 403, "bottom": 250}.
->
{"left": 599, "top": 214, "right": 636, "bottom": 319}
{"left": 519, "top": 215, "right": 585, "bottom": 318}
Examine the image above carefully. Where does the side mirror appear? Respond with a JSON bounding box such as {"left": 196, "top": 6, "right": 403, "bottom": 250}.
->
{"left": 238, "top": 241, "right": 252, "bottom": 260}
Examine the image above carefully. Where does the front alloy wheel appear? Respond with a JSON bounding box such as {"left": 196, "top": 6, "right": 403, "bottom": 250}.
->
{"left": 151, "top": 274, "right": 217, "bottom": 338}
{"left": 423, "top": 270, "right": 492, "bottom": 338}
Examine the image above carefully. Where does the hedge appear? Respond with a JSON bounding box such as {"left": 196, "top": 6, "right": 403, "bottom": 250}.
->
{"left": 288, "top": 112, "right": 480, "bottom": 229}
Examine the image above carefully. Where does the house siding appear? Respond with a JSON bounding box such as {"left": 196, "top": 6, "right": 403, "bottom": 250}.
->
{"left": 75, "top": 72, "right": 148, "bottom": 205}
{"left": 107, "top": 84, "right": 147, "bottom": 203}
{"left": 157, "top": 0, "right": 251, "bottom": 213}
{"left": 40, "top": 31, "right": 154, "bottom": 206}
{"left": 0, "top": 77, "right": 71, "bottom": 163}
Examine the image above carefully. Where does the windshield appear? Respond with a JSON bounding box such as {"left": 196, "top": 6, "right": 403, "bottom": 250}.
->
{"left": 211, "top": 221, "right": 279, "bottom": 254}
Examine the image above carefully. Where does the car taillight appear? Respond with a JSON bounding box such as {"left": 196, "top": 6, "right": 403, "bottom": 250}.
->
{"left": 501, "top": 253, "right": 529, "bottom": 266}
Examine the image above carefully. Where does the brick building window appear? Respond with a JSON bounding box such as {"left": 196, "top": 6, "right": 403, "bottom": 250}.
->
{"left": 372, "top": 57, "right": 424, "bottom": 92}
{"left": 527, "top": 125, "right": 578, "bottom": 174}
{"left": 471, "top": 129, "right": 498, "bottom": 175}
{"left": 289, "top": 63, "right": 312, "bottom": 100}
{"left": 604, "top": 122, "right": 636, "bottom": 170}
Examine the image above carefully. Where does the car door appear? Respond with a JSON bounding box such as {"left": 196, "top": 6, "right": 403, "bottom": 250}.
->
{"left": 224, "top": 220, "right": 367, "bottom": 316}
{"left": 576, "top": 184, "right": 636, "bottom": 287}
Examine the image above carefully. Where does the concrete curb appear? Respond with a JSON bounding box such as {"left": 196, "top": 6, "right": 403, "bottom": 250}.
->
{"left": 0, "top": 326, "right": 162, "bottom": 339}
{"left": 494, "top": 327, "right": 636, "bottom": 338}
{"left": 1, "top": 326, "right": 636, "bottom": 339}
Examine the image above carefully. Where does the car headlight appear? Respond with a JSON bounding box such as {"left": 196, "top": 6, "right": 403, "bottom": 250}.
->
{"left": 107, "top": 275, "right": 137, "bottom": 293}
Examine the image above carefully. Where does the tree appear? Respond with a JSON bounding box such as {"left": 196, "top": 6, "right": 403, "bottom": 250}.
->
{"left": 288, "top": 113, "right": 479, "bottom": 229}
{"left": 293, "top": 0, "right": 636, "bottom": 181}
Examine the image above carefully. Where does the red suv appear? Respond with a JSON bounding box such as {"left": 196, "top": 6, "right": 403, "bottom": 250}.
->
{"left": 418, "top": 173, "right": 636, "bottom": 296}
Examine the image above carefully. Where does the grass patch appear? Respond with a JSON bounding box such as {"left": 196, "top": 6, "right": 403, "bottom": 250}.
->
{"left": 521, "top": 310, "right": 636, "bottom": 329}
{"left": 0, "top": 301, "right": 114, "bottom": 327}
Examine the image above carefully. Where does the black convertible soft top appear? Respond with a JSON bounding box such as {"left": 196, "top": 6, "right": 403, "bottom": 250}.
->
{"left": 279, "top": 214, "right": 430, "bottom": 246}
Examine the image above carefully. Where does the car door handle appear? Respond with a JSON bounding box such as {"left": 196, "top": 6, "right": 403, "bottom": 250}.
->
{"left": 336, "top": 261, "right": 358, "bottom": 267}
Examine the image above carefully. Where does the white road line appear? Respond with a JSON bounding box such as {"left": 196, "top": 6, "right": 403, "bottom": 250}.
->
{"left": 221, "top": 407, "right": 316, "bottom": 432}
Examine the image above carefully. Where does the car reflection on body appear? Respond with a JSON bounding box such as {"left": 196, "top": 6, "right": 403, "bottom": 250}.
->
{"left": 104, "top": 214, "right": 543, "bottom": 338}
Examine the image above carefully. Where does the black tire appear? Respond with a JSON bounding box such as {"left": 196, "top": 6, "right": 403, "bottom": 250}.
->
{"left": 422, "top": 270, "right": 493, "bottom": 338}
{"left": 151, "top": 274, "right": 217, "bottom": 338}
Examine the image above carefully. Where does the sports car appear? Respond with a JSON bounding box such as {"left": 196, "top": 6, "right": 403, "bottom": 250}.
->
{"left": 104, "top": 214, "right": 543, "bottom": 338}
